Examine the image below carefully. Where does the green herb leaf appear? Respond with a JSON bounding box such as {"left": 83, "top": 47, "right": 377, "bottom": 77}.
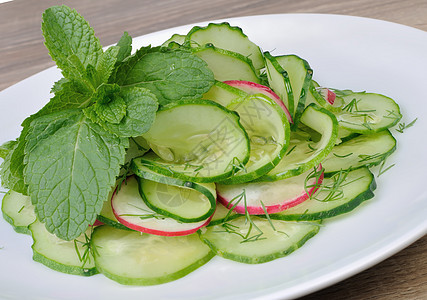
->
{"left": 94, "top": 95, "right": 127, "bottom": 124}
{"left": 396, "top": 117, "right": 417, "bottom": 133}
{"left": 42, "top": 5, "right": 102, "bottom": 80}
{"left": 95, "top": 46, "right": 120, "bottom": 85}
{"left": 114, "top": 47, "right": 214, "bottom": 105}
{"left": 85, "top": 87, "right": 158, "bottom": 137}
{"left": 24, "top": 109, "right": 128, "bottom": 240}
{"left": 0, "top": 135, "right": 27, "bottom": 195}
{"left": 116, "top": 32, "right": 132, "bottom": 62}
{"left": 0, "top": 141, "right": 27, "bottom": 194}
{"left": 0, "top": 140, "right": 17, "bottom": 159}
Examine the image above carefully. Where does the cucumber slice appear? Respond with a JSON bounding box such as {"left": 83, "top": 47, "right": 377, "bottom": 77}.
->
{"left": 202, "top": 80, "right": 248, "bottom": 107}
{"left": 192, "top": 44, "right": 260, "bottom": 83}
{"left": 322, "top": 130, "right": 396, "bottom": 174}
{"left": 30, "top": 220, "right": 98, "bottom": 276}
{"left": 334, "top": 92, "right": 402, "bottom": 133}
{"left": 275, "top": 55, "right": 313, "bottom": 127}
{"left": 220, "top": 94, "right": 290, "bottom": 184}
{"left": 161, "top": 33, "right": 186, "bottom": 47}
{"left": 112, "top": 177, "right": 211, "bottom": 236}
{"left": 264, "top": 52, "right": 294, "bottom": 117}
{"left": 217, "top": 165, "right": 323, "bottom": 215}
{"left": 336, "top": 128, "right": 360, "bottom": 144}
{"left": 92, "top": 225, "right": 214, "bottom": 285}
{"left": 186, "top": 22, "right": 264, "bottom": 71}
{"left": 270, "top": 167, "right": 375, "bottom": 220}
{"left": 258, "top": 104, "right": 338, "bottom": 181}
{"left": 306, "top": 80, "right": 343, "bottom": 112}
{"left": 1, "top": 190, "right": 36, "bottom": 234}
{"left": 199, "top": 216, "right": 320, "bottom": 264}
{"left": 138, "top": 99, "right": 250, "bottom": 183}
{"left": 134, "top": 164, "right": 216, "bottom": 222}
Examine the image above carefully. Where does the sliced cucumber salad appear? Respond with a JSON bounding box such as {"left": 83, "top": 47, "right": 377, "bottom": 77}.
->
{"left": 1, "top": 8, "right": 408, "bottom": 287}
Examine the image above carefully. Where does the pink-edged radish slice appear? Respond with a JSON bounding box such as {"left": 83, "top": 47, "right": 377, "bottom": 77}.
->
{"left": 112, "top": 176, "right": 211, "bottom": 236}
{"left": 217, "top": 164, "right": 324, "bottom": 215}
{"left": 224, "top": 80, "right": 293, "bottom": 124}
{"left": 90, "top": 219, "right": 104, "bottom": 227}
{"left": 316, "top": 87, "right": 336, "bottom": 105}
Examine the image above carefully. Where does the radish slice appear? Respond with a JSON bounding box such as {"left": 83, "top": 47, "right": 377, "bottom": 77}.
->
{"left": 224, "top": 80, "right": 293, "bottom": 124}
{"left": 317, "top": 87, "right": 336, "bottom": 105}
{"left": 112, "top": 177, "right": 211, "bottom": 236}
{"left": 217, "top": 165, "right": 324, "bottom": 215}
{"left": 90, "top": 219, "right": 104, "bottom": 227}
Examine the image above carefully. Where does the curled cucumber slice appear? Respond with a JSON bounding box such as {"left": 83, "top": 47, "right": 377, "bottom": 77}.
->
{"left": 274, "top": 55, "right": 313, "bottom": 128}
{"left": 138, "top": 99, "right": 250, "bottom": 183}
{"left": 133, "top": 164, "right": 216, "bottom": 223}
{"left": 186, "top": 22, "right": 264, "bottom": 71}
{"left": 192, "top": 44, "right": 260, "bottom": 83}
{"left": 112, "top": 177, "right": 211, "bottom": 236}
{"left": 258, "top": 104, "right": 338, "bottom": 181}
{"left": 220, "top": 93, "right": 290, "bottom": 184}
{"left": 264, "top": 52, "right": 294, "bottom": 118}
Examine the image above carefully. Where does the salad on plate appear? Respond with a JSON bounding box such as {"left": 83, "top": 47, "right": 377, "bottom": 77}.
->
{"left": 0, "top": 5, "right": 410, "bottom": 285}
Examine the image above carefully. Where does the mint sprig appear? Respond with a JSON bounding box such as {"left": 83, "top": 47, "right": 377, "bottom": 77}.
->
{"left": 0, "top": 5, "right": 214, "bottom": 240}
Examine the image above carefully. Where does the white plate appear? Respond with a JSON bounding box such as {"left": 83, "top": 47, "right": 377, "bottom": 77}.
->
{"left": 0, "top": 13, "right": 426, "bottom": 300}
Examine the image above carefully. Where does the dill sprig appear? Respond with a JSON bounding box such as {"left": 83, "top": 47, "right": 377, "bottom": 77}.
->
{"left": 217, "top": 190, "right": 265, "bottom": 243}
{"left": 377, "top": 158, "right": 395, "bottom": 177}
{"left": 121, "top": 203, "right": 165, "bottom": 220}
{"left": 228, "top": 156, "right": 247, "bottom": 175}
{"left": 116, "top": 162, "right": 131, "bottom": 191}
{"left": 317, "top": 170, "right": 354, "bottom": 202}
{"left": 342, "top": 98, "right": 360, "bottom": 113}
{"left": 395, "top": 118, "right": 417, "bottom": 133}
{"left": 73, "top": 229, "right": 97, "bottom": 268}
{"left": 358, "top": 152, "right": 386, "bottom": 163}
{"left": 304, "top": 166, "right": 324, "bottom": 197}
{"left": 333, "top": 152, "right": 353, "bottom": 158}
{"left": 260, "top": 201, "right": 289, "bottom": 237}
{"left": 286, "top": 145, "right": 297, "bottom": 156}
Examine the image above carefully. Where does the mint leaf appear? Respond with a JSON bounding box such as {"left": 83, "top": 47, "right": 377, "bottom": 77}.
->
{"left": 0, "top": 140, "right": 17, "bottom": 159}
{"left": 85, "top": 87, "right": 158, "bottom": 137}
{"left": 95, "top": 46, "right": 120, "bottom": 85}
{"left": 42, "top": 5, "right": 102, "bottom": 80}
{"left": 94, "top": 96, "right": 127, "bottom": 124}
{"left": 0, "top": 141, "right": 27, "bottom": 194}
{"left": 114, "top": 47, "right": 214, "bottom": 105}
{"left": 50, "top": 77, "right": 70, "bottom": 94}
{"left": 24, "top": 109, "right": 127, "bottom": 240}
{"left": 116, "top": 32, "right": 132, "bottom": 62}
{"left": 92, "top": 83, "right": 121, "bottom": 104}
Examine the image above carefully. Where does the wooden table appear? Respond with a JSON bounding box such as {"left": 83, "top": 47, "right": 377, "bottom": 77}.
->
{"left": 0, "top": 0, "right": 426, "bottom": 299}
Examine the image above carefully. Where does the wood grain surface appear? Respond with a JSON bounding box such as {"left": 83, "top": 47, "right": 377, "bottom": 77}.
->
{"left": 0, "top": 0, "right": 426, "bottom": 299}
